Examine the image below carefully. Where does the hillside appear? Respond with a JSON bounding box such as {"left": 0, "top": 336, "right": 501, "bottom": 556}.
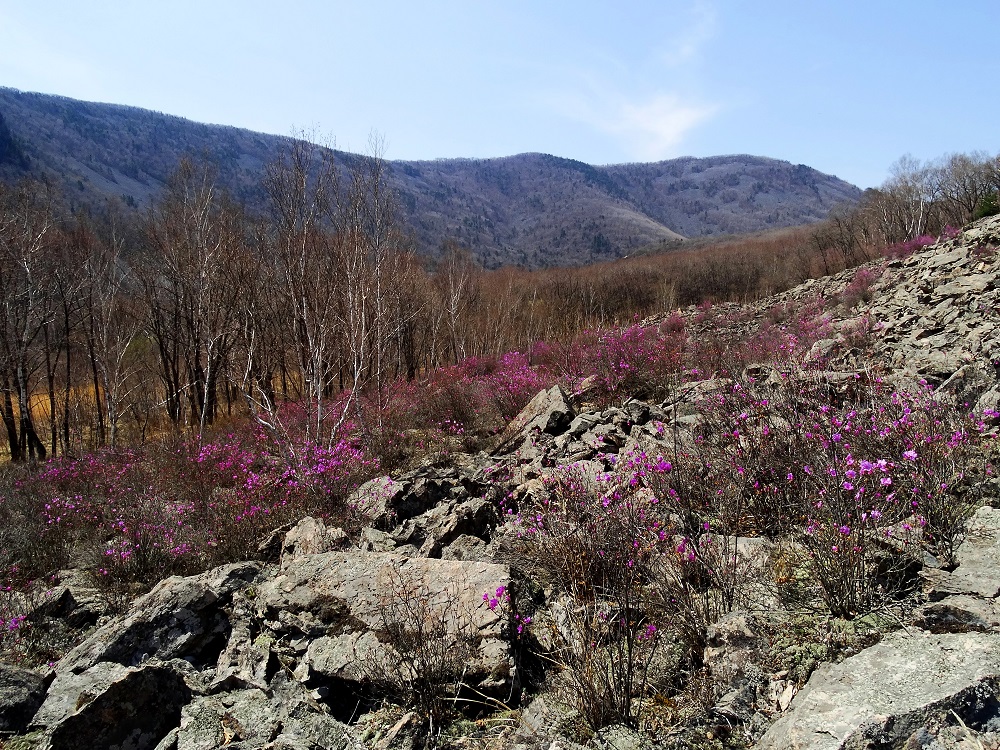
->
{"left": 0, "top": 87, "right": 861, "bottom": 267}
{"left": 2, "top": 217, "right": 999, "bottom": 749}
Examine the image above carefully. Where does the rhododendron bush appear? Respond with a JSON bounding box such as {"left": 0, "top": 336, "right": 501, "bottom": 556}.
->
{"left": 501, "top": 370, "right": 994, "bottom": 724}
{"left": 1, "top": 428, "right": 376, "bottom": 605}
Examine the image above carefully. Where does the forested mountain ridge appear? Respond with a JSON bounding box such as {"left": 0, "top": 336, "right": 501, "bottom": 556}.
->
{"left": 0, "top": 87, "right": 861, "bottom": 267}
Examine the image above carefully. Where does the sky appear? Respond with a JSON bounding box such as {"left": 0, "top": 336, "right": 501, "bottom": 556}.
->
{"left": 0, "top": 1, "right": 997, "bottom": 189}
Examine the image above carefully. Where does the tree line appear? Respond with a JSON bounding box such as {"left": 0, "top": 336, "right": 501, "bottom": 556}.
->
{"left": 810, "top": 151, "right": 1000, "bottom": 269}
{"left": 1, "top": 144, "right": 996, "bottom": 462}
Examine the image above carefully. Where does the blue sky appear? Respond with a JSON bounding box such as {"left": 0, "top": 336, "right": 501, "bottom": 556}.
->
{"left": 1, "top": 1, "right": 997, "bottom": 188}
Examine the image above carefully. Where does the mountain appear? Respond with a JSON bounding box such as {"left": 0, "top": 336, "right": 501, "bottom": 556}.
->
{"left": 0, "top": 87, "right": 861, "bottom": 267}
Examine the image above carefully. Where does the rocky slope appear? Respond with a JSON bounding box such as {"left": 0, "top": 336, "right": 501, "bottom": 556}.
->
{"left": 0, "top": 88, "right": 860, "bottom": 268}
{"left": 2, "top": 218, "right": 1000, "bottom": 749}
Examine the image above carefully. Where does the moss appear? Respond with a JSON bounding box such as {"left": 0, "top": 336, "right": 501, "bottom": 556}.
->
{"left": 764, "top": 611, "right": 895, "bottom": 685}
{"left": 0, "top": 731, "right": 48, "bottom": 750}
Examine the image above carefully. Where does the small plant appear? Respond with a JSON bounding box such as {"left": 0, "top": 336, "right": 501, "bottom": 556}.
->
{"left": 973, "top": 193, "right": 999, "bottom": 220}
{"left": 366, "top": 569, "right": 478, "bottom": 733}
{"left": 839, "top": 267, "right": 881, "bottom": 308}
{"left": 884, "top": 235, "right": 936, "bottom": 259}
{"left": 507, "top": 462, "right": 666, "bottom": 729}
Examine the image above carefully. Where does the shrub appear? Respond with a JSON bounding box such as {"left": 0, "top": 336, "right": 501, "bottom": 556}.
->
{"left": 507, "top": 461, "right": 666, "bottom": 728}
{"left": 9, "top": 428, "right": 377, "bottom": 608}
{"left": 839, "top": 267, "right": 882, "bottom": 309}
{"left": 364, "top": 569, "right": 478, "bottom": 729}
{"left": 663, "top": 372, "right": 995, "bottom": 618}
{"left": 973, "top": 192, "right": 999, "bottom": 220}
{"left": 884, "top": 235, "right": 935, "bottom": 259}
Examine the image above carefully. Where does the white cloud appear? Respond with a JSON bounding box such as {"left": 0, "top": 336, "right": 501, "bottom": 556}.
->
{"left": 604, "top": 93, "right": 718, "bottom": 161}
{"left": 538, "top": 1, "right": 721, "bottom": 162}
{"left": 660, "top": 0, "right": 718, "bottom": 67}
{"left": 547, "top": 85, "right": 718, "bottom": 162}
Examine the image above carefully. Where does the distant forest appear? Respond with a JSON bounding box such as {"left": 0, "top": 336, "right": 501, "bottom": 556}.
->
{"left": 0, "top": 87, "right": 861, "bottom": 268}
{"left": 0, "top": 132, "right": 996, "bottom": 462}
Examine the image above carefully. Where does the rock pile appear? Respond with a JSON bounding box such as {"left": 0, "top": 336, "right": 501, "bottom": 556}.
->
{"left": 5, "top": 547, "right": 518, "bottom": 749}
{"left": 2, "top": 216, "right": 1000, "bottom": 749}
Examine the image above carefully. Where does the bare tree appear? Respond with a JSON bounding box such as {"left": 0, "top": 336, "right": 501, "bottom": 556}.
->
{"left": 81, "top": 210, "right": 145, "bottom": 447}
{"left": 142, "top": 160, "right": 244, "bottom": 442}
{"left": 332, "top": 136, "right": 416, "bottom": 430}
{"left": 931, "top": 151, "right": 995, "bottom": 226}
{"left": 434, "top": 241, "right": 479, "bottom": 364}
{"left": 262, "top": 137, "right": 341, "bottom": 447}
{"left": 0, "top": 180, "right": 56, "bottom": 461}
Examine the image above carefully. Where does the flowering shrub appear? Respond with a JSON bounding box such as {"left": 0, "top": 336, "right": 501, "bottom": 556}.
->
{"left": 689, "top": 373, "right": 994, "bottom": 617}
{"left": 506, "top": 461, "right": 666, "bottom": 728}
{"left": 884, "top": 235, "right": 936, "bottom": 259}
{"left": 6, "top": 428, "right": 376, "bottom": 605}
{"left": 839, "top": 267, "right": 882, "bottom": 308}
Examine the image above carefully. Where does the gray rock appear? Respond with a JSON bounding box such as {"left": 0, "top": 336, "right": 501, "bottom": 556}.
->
{"left": 933, "top": 274, "right": 996, "bottom": 297}
{"left": 57, "top": 561, "right": 260, "bottom": 674}
{"left": 171, "top": 673, "right": 352, "bottom": 750}
{"left": 440, "top": 533, "right": 491, "bottom": 562}
{"left": 32, "top": 569, "right": 107, "bottom": 629}
{"left": 211, "top": 603, "right": 277, "bottom": 692}
{"left": 390, "top": 496, "right": 498, "bottom": 558}
{"left": 595, "top": 724, "right": 652, "bottom": 750}
{"left": 929, "top": 506, "right": 1000, "bottom": 600}
{"left": 581, "top": 422, "right": 626, "bottom": 453}
{"left": 256, "top": 551, "right": 516, "bottom": 697}
{"left": 514, "top": 694, "right": 590, "bottom": 748}
{"left": 495, "top": 386, "right": 575, "bottom": 453}
{"left": 704, "top": 612, "right": 769, "bottom": 724}
{"left": 912, "top": 595, "right": 1000, "bottom": 634}
{"left": 349, "top": 476, "right": 409, "bottom": 529}
{"left": 32, "top": 661, "right": 192, "bottom": 750}
{"left": 300, "top": 630, "right": 382, "bottom": 683}
{"left": 757, "top": 629, "right": 1000, "bottom": 750}
{"left": 280, "top": 517, "right": 350, "bottom": 568}
{"left": 0, "top": 664, "right": 48, "bottom": 733}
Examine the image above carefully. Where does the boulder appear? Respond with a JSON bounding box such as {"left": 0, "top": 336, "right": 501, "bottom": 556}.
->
{"left": 32, "top": 568, "right": 107, "bottom": 629}
{"left": 168, "top": 672, "right": 352, "bottom": 750}
{"left": 255, "top": 551, "right": 516, "bottom": 698}
{"left": 349, "top": 476, "right": 409, "bottom": 529}
{"left": 440, "top": 534, "right": 491, "bottom": 562}
{"left": 57, "top": 561, "right": 260, "bottom": 674}
{"left": 0, "top": 663, "right": 49, "bottom": 733}
{"left": 31, "top": 661, "right": 192, "bottom": 750}
{"left": 495, "top": 386, "right": 575, "bottom": 453}
{"left": 390, "top": 496, "right": 498, "bottom": 558}
{"left": 928, "top": 506, "right": 1000, "bottom": 600}
{"left": 280, "top": 516, "right": 350, "bottom": 567}
{"left": 757, "top": 629, "right": 1000, "bottom": 750}
{"left": 350, "top": 466, "right": 484, "bottom": 531}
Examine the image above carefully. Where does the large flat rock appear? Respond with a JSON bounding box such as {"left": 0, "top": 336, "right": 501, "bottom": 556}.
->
{"left": 256, "top": 550, "right": 516, "bottom": 696}
{"left": 757, "top": 629, "right": 1000, "bottom": 750}
{"left": 930, "top": 506, "right": 1000, "bottom": 600}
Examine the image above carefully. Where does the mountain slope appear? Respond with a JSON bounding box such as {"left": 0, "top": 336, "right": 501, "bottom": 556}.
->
{"left": 0, "top": 87, "right": 862, "bottom": 267}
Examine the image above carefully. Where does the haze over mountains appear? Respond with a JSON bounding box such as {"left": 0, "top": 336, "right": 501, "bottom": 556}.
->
{"left": 0, "top": 87, "right": 861, "bottom": 267}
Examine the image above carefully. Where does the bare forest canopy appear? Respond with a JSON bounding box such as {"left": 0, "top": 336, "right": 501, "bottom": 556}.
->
{"left": 0, "top": 87, "right": 862, "bottom": 268}
{"left": 0, "top": 128, "right": 997, "bottom": 466}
